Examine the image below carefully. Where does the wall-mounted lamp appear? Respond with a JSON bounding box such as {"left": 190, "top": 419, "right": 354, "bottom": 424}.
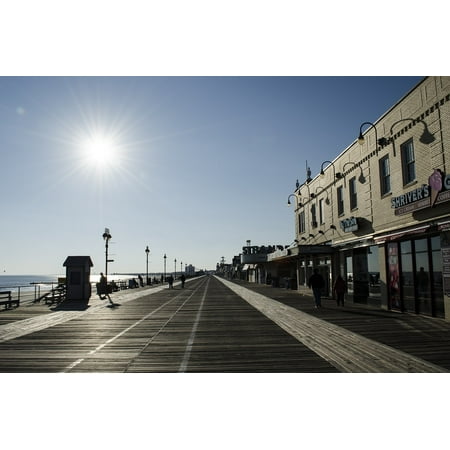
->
{"left": 389, "top": 118, "right": 436, "bottom": 157}
{"left": 358, "top": 122, "right": 385, "bottom": 151}
{"left": 335, "top": 162, "right": 366, "bottom": 185}
{"left": 287, "top": 194, "right": 300, "bottom": 208}
{"left": 299, "top": 183, "right": 311, "bottom": 202}
{"left": 313, "top": 186, "right": 330, "bottom": 205}
{"left": 329, "top": 225, "right": 336, "bottom": 230}
{"left": 309, "top": 234, "right": 315, "bottom": 238}
{"left": 318, "top": 230, "right": 325, "bottom": 235}
{"left": 320, "top": 160, "right": 336, "bottom": 179}
{"left": 301, "top": 237, "right": 307, "bottom": 241}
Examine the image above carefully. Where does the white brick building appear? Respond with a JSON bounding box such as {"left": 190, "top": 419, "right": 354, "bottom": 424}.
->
{"left": 284, "top": 76, "right": 450, "bottom": 319}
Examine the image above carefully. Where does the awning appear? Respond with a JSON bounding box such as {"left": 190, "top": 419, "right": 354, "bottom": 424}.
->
{"left": 438, "top": 218, "right": 450, "bottom": 231}
{"left": 374, "top": 224, "right": 430, "bottom": 244}
{"left": 241, "top": 264, "right": 257, "bottom": 271}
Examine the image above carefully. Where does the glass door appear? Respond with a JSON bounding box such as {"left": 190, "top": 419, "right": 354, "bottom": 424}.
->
{"left": 414, "top": 238, "right": 432, "bottom": 315}
{"left": 400, "top": 241, "right": 415, "bottom": 313}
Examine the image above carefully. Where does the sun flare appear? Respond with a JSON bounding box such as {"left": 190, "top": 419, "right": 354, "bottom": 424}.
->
{"left": 82, "top": 134, "right": 119, "bottom": 167}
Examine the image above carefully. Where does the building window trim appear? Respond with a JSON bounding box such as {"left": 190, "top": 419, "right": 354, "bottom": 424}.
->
{"left": 349, "top": 176, "right": 357, "bottom": 211}
{"left": 337, "top": 186, "right": 344, "bottom": 216}
{"left": 299, "top": 211, "right": 306, "bottom": 234}
{"left": 379, "top": 155, "right": 391, "bottom": 196}
{"left": 401, "top": 138, "right": 416, "bottom": 186}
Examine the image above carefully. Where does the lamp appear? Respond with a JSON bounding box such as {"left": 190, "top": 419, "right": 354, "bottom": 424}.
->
{"left": 389, "top": 118, "right": 436, "bottom": 156}
{"left": 287, "top": 194, "right": 300, "bottom": 208}
{"left": 309, "top": 234, "right": 315, "bottom": 238}
{"left": 300, "top": 183, "right": 311, "bottom": 201}
{"left": 163, "top": 253, "right": 167, "bottom": 282}
{"left": 145, "top": 246, "right": 150, "bottom": 285}
{"left": 335, "top": 162, "right": 366, "bottom": 185}
{"left": 313, "top": 186, "right": 330, "bottom": 205}
{"left": 320, "top": 160, "right": 336, "bottom": 179}
{"left": 102, "top": 228, "right": 112, "bottom": 278}
{"left": 358, "top": 122, "right": 385, "bottom": 150}
{"left": 329, "top": 225, "right": 336, "bottom": 230}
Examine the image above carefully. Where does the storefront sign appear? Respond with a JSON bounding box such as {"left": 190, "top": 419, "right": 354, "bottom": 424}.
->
{"left": 443, "top": 245, "right": 450, "bottom": 296}
{"left": 393, "top": 170, "right": 450, "bottom": 215}
{"left": 340, "top": 217, "right": 358, "bottom": 232}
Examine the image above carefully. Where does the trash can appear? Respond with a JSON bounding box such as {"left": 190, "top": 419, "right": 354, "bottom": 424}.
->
{"left": 63, "top": 256, "right": 93, "bottom": 301}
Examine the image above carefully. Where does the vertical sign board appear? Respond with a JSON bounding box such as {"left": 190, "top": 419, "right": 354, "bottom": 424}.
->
{"left": 443, "top": 246, "right": 450, "bottom": 296}
{"left": 441, "top": 230, "right": 450, "bottom": 297}
{"left": 387, "top": 243, "right": 401, "bottom": 310}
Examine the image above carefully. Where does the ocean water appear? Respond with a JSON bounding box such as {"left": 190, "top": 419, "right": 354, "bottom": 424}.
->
{"left": 0, "top": 273, "right": 163, "bottom": 292}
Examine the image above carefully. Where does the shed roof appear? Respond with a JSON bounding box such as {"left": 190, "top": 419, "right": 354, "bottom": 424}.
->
{"left": 63, "top": 256, "right": 94, "bottom": 267}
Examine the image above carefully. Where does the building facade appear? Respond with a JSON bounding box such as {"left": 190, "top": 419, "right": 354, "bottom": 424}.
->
{"left": 286, "top": 76, "right": 450, "bottom": 319}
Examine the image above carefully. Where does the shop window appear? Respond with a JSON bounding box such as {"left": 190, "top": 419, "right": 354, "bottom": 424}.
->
{"left": 349, "top": 177, "right": 357, "bottom": 210}
{"left": 337, "top": 186, "right": 344, "bottom": 216}
{"left": 431, "top": 236, "right": 444, "bottom": 317}
{"left": 368, "top": 246, "right": 380, "bottom": 302}
{"left": 346, "top": 255, "right": 353, "bottom": 295}
{"left": 401, "top": 139, "right": 416, "bottom": 185}
{"left": 379, "top": 155, "right": 391, "bottom": 195}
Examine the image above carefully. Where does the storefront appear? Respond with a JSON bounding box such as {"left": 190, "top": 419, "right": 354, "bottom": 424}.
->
{"left": 295, "top": 245, "right": 335, "bottom": 297}
{"left": 372, "top": 168, "right": 450, "bottom": 318}
{"left": 375, "top": 223, "right": 449, "bottom": 318}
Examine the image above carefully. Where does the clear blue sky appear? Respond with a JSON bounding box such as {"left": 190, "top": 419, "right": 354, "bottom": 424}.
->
{"left": 0, "top": 76, "right": 423, "bottom": 275}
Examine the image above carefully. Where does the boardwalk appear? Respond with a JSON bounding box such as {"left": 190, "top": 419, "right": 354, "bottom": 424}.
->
{"left": 0, "top": 275, "right": 450, "bottom": 372}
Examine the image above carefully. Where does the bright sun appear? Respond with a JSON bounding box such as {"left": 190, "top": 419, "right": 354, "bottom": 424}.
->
{"left": 82, "top": 134, "right": 119, "bottom": 167}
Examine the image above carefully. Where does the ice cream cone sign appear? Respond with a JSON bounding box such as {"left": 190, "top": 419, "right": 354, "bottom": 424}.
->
{"left": 428, "top": 169, "right": 444, "bottom": 206}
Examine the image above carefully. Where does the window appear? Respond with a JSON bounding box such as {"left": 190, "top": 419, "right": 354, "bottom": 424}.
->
{"left": 379, "top": 155, "right": 391, "bottom": 195}
{"left": 311, "top": 204, "right": 317, "bottom": 227}
{"left": 401, "top": 139, "right": 416, "bottom": 185}
{"left": 299, "top": 211, "right": 305, "bottom": 234}
{"left": 337, "top": 186, "right": 344, "bottom": 216}
{"left": 319, "top": 198, "right": 324, "bottom": 225}
{"left": 349, "top": 177, "right": 357, "bottom": 210}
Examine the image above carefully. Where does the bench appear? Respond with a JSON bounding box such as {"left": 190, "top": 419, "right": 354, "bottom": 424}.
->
{"left": 0, "top": 291, "right": 20, "bottom": 309}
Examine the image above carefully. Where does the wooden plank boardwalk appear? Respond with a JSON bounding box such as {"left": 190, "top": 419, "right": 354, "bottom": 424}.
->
{"left": 0, "top": 276, "right": 337, "bottom": 372}
{"left": 1, "top": 275, "right": 449, "bottom": 372}
{"left": 229, "top": 278, "right": 450, "bottom": 371}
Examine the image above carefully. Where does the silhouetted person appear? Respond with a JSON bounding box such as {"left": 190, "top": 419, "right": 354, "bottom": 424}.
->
{"left": 308, "top": 269, "right": 325, "bottom": 308}
{"left": 417, "top": 267, "right": 429, "bottom": 300}
{"left": 138, "top": 274, "right": 144, "bottom": 287}
{"left": 180, "top": 274, "right": 186, "bottom": 288}
{"left": 167, "top": 275, "right": 174, "bottom": 289}
{"left": 333, "top": 275, "right": 346, "bottom": 306}
{"left": 98, "top": 272, "right": 113, "bottom": 304}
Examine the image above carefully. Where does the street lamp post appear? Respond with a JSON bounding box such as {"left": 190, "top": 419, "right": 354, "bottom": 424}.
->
{"left": 102, "top": 228, "right": 112, "bottom": 278}
{"left": 145, "top": 246, "right": 150, "bottom": 285}
{"left": 181, "top": 261, "right": 183, "bottom": 274}
{"left": 164, "top": 254, "right": 167, "bottom": 282}
{"left": 174, "top": 258, "right": 177, "bottom": 280}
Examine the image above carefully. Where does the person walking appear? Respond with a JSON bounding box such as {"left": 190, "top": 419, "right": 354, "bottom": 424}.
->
{"left": 308, "top": 268, "right": 325, "bottom": 308}
{"left": 333, "top": 275, "right": 347, "bottom": 307}
{"left": 98, "top": 272, "right": 113, "bottom": 304}
{"left": 167, "top": 275, "right": 174, "bottom": 289}
{"left": 180, "top": 274, "right": 186, "bottom": 288}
